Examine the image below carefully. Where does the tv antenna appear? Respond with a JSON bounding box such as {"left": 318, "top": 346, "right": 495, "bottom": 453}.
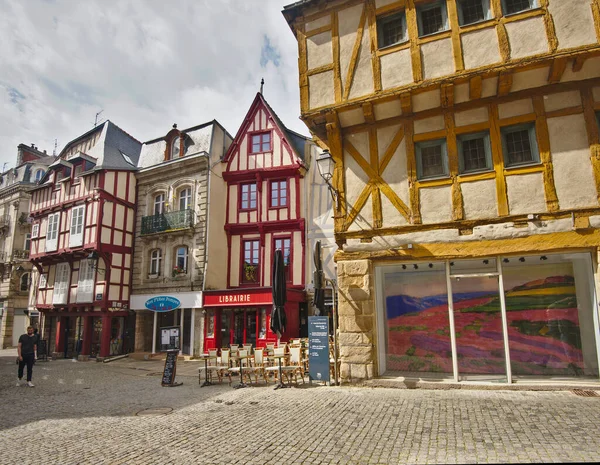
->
{"left": 53, "top": 139, "right": 58, "bottom": 156}
{"left": 94, "top": 110, "right": 104, "bottom": 127}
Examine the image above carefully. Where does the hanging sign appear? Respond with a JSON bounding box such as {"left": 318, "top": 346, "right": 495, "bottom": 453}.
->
{"left": 145, "top": 296, "right": 181, "bottom": 312}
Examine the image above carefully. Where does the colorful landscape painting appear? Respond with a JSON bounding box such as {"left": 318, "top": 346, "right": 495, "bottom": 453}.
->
{"left": 385, "top": 265, "right": 587, "bottom": 377}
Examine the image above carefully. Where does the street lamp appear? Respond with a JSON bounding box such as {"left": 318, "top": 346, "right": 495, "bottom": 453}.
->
{"left": 87, "top": 251, "right": 105, "bottom": 274}
{"left": 316, "top": 150, "right": 339, "bottom": 210}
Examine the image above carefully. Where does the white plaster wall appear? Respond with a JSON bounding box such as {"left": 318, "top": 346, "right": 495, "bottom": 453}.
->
{"left": 421, "top": 38, "right": 454, "bottom": 80}
{"left": 346, "top": 131, "right": 370, "bottom": 163}
{"left": 413, "top": 90, "right": 441, "bottom": 112}
{"left": 374, "top": 99, "right": 403, "bottom": 120}
{"left": 347, "top": 198, "right": 373, "bottom": 231}
{"left": 461, "top": 28, "right": 501, "bottom": 70}
{"left": 549, "top": 0, "right": 596, "bottom": 50}
{"left": 455, "top": 107, "right": 489, "bottom": 126}
{"left": 561, "top": 56, "right": 600, "bottom": 82}
{"left": 543, "top": 90, "right": 582, "bottom": 113}
{"left": 414, "top": 115, "right": 445, "bottom": 134}
{"left": 420, "top": 186, "right": 452, "bottom": 224}
{"left": 344, "top": 149, "right": 369, "bottom": 213}
{"left": 506, "top": 17, "right": 548, "bottom": 59}
{"left": 506, "top": 173, "right": 546, "bottom": 215}
{"left": 498, "top": 98, "right": 533, "bottom": 119}
{"left": 380, "top": 49, "right": 413, "bottom": 90}
{"left": 348, "top": 25, "right": 374, "bottom": 100}
{"left": 307, "top": 31, "right": 333, "bottom": 70}
{"left": 548, "top": 114, "right": 599, "bottom": 209}
{"left": 309, "top": 71, "right": 335, "bottom": 109}
{"left": 305, "top": 14, "right": 331, "bottom": 32}
{"left": 339, "top": 108, "right": 365, "bottom": 127}
{"left": 511, "top": 67, "right": 549, "bottom": 92}
{"left": 462, "top": 179, "right": 497, "bottom": 220}
{"left": 381, "top": 194, "right": 409, "bottom": 227}
{"left": 338, "top": 4, "right": 363, "bottom": 91}
{"left": 381, "top": 139, "right": 410, "bottom": 223}
{"left": 377, "top": 124, "right": 401, "bottom": 162}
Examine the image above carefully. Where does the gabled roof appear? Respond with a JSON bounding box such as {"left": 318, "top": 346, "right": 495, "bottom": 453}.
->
{"left": 224, "top": 92, "right": 310, "bottom": 164}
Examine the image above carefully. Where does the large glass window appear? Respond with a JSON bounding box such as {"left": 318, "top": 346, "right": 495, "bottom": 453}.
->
{"left": 174, "top": 246, "right": 188, "bottom": 276}
{"left": 250, "top": 132, "right": 271, "bottom": 153}
{"left": 242, "top": 240, "right": 260, "bottom": 284}
{"left": 457, "top": 0, "right": 491, "bottom": 26}
{"left": 154, "top": 193, "right": 165, "bottom": 215}
{"left": 150, "top": 249, "right": 162, "bottom": 275}
{"left": 417, "top": 1, "right": 448, "bottom": 37}
{"left": 415, "top": 139, "right": 448, "bottom": 180}
{"left": 274, "top": 237, "right": 291, "bottom": 282}
{"left": 179, "top": 187, "right": 192, "bottom": 211}
{"left": 270, "top": 180, "right": 288, "bottom": 208}
{"left": 377, "top": 11, "right": 407, "bottom": 48}
{"left": 240, "top": 183, "right": 257, "bottom": 210}
{"left": 501, "top": 123, "right": 539, "bottom": 167}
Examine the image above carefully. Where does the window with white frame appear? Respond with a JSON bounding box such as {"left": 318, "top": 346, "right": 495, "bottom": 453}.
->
{"left": 502, "top": 0, "right": 536, "bottom": 16}
{"left": 240, "top": 183, "right": 257, "bottom": 210}
{"left": 154, "top": 193, "right": 165, "bottom": 215}
{"left": 417, "top": 1, "right": 448, "bottom": 37}
{"left": 457, "top": 0, "right": 491, "bottom": 26}
{"left": 69, "top": 205, "right": 85, "bottom": 248}
{"left": 34, "top": 169, "right": 45, "bottom": 183}
{"left": 150, "top": 249, "right": 162, "bottom": 275}
{"left": 45, "top": 212, "right": 60, "bottom": 252}
{"left": 31, "top": 223, "right": 39, "bottom": 239}
{"left": 179, "top": 187, "right": 192, "bottom": 211}
{"left": 73, "top": 164, "right": 83, "bottom": 179}
{"left": 52, "top": 262, "right": 70, "bottom": 305}
{"left": 415, "top": 139, "right": 449, "bottom": 180}
{"left": 174, "top": 246, "right": 188, "bottom": 275}
{"left": 458, "top": 131, "right": 492, "bottom": 174}
{"left": 39, "top": 273, "right": 47, "bottom": 289}
{"left": 501, "top": 123, "right": 540, "bottom": 167}
{"left": 24, "top": 233, "right": 31, "bottom": 251}
{"left": 171, "top": 136, "right": 181, "bottom": 159}
{"left": 20, "top": 273, "right": 30, "bottom": 292}
{"left": 377, "top": 11, "right": 408, "bottom": 48}
{"left": 76, "top": 259, "right": 95, "bottom": 303}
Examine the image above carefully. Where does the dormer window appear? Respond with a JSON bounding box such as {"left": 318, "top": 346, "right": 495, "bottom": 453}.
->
{"left": 73, "top": 164, "right": 83, "bottom": 180}
{"left": 34, "top": 169, "right": 45, "bottom": 182}
{"left": 55, "top": 170, "right": 64, "bottom": 182}
{"left": 171, "top": 136, "right": 181, "bottom": 159}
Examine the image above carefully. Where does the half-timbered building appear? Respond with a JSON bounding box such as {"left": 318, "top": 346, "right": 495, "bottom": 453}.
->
{"left": 203, "top": 93, "right": 315, "bottom": 349}
{"left": 29, "top": 121, "right": 141, "bottom": 360}
{"left": 284, "top": 0, "right": 600, "bottom": 384}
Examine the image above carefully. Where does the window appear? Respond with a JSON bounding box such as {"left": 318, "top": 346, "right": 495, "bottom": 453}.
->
{"left": 274, "top": 237, "right": 292, "bottom": 282}
{"left": 171, "top": 136, "right": 181, "bottom": 159}
{"left": 458, "top": 131, "right": 492, "bottom": 174}
{"left": 501, "top": 123, "right": 540, "bottom": 167}
{"left": 240, "top": 183, "right": 257, "bottom": 210}
{"left": 415, "top": 139, "right": 449, "bottom": 180}
{"left": 457, "top": 0, "right": 491, "bottom": 26}
{"left": 154, "top": 193, "right": 165, "bottom": 215}
{"left": 20, "top": 273, "right": 30, "bottom": 292}
{"left": 45, "top": 212, "right": 60, "bottom": 252}
{"left": 52, "top": 262, "right": 70, "bottom": 305}
{"left": 69, "top": 205, "right": 85, "bottom": 248}
{"left": 250, "top": 132, "right": 271, "bottom": 154}
{"left": 39, "top": 273, "right": 47, "bottom": 289}
{"left": 270, "top": 180, "right": 288, "bottom": 208}
{"left": 34, "top": 169, "right": 45, "bottom": 182}
{"left": 76, "top": 259, "right": 95, "bottom": 303}
{"left": 242, "top": 240, "right": 260, "bottom": 284}
{"left": 24, "top": 233, "right": 31, "bottom": 251}
{"left": 150, "top": 249, "right": 162, "bottom": 275}
{"left": 31, "top": 223, "right": 39, "bottom": 239}
{"left": 377, "top": 11, "right": 407, "bottom": 48}
{"left": 179, "top": 187, "right": 192, "bottom": 211}
{"left": 417, "top": 1, "right": 448, "bottom": 37}
{"left": 174, "top": 246, "right": 188, "bottom": 275}
{"left": 73, "top": 164, "right": 83, "bottom": 179}
{"left": 501, "top": 0, "right": 536, "bottom": 15}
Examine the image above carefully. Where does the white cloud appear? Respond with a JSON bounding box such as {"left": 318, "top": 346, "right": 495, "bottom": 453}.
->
{"left": 0, "top": 0, "right": 305, "bottom": 167}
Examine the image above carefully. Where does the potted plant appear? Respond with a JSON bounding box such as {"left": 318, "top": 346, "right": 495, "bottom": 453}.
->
{"left": 172, "top": 265, "right": 186, "bottom": 277}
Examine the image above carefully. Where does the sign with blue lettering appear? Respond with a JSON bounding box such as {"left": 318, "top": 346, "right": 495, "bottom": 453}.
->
{"left": 145, "top": 296, "right": 181, "bottom": 312}
{"left": 308, "top": 316, "right": 330, "bottom": 383}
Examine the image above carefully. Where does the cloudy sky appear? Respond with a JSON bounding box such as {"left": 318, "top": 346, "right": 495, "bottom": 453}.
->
{"left": 0, "top": 0, "right": 305, "bottom": 169}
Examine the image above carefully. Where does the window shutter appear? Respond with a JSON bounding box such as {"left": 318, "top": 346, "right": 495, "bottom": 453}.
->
{"left": 32, "top": 224, "right": 39, "bottom": 239}
{"left": 46, "top": 213, "right": 60, "bottom": 252}
{"left": 69, "top": 206, "right": 85, "bottom": 248}
{"left": 76, "top": 259, "right": 94, "bottom": 303}
{"left": 52, "top": 263, "right": 70, "bottom": 305}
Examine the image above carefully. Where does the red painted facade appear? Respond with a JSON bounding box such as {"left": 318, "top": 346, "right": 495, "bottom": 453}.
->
{"left": 203, "top": 93, "right": 311, "bottom": 350}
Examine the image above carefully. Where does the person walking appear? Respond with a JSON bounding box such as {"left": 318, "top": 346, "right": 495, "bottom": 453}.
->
{"left": 17, "top": 326, "right": 37, "bottom": 387}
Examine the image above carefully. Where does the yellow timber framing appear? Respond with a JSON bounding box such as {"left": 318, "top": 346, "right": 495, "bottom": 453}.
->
{"left": 297, "top": 0, "right": 600, "bottom": 115}
{"left": 332, "top": 79, "right": 600, "bottom": 238}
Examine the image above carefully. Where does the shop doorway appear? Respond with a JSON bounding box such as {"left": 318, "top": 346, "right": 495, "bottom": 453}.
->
{"left": 246, "top": 311, "right": 257, "bottom": 347}
{"left": 218, "top": 310, "right": 232, "bottom": 348}
{"left": 183, "top": 309, "right": 191, "bottom": 355}
{"left": 91, "top": 317, "right": 102, "bottom": 357}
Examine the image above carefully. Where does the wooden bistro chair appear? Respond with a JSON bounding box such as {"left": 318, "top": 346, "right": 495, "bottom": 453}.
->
{"left": 265, "top": 346, "right": 286, "bottom": 382}
{"left": 230, "top": 344, "right": 240, "bottom": 357}
{"left": 281, "top": 345, "right": 305, "bottom": 385}
{"left": 265, "top": 342, "right": 275, "bottom": 357}
{"left": 200, "top": 349, "right": 221, "bottom": 384}
{"left": 243, "top": 343, "right": 253, "bottom": 355}
{"left": 217, "top": 348, "right": 232, "bottom": 385}
{"left": 249, "top": 348, "right": 268, "bottom": 384}
{"left": 228, "top": 349, "right": 252, "bottom": 385}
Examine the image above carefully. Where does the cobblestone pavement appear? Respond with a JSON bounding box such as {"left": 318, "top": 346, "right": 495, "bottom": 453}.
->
{"left": 1, "top": 350, "right": 600, "bottom": 464}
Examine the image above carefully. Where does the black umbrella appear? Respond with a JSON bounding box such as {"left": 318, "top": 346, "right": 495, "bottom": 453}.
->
{"left": 271, "top": 249, "right": 287, "bottom": 343}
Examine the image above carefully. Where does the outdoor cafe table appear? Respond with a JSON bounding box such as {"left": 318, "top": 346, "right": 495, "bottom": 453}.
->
{"left": 269, "top": 354, "right": 289, "bottom": 390}
{"left": 231, "top": 353, "right": 251, "bottom": 389}
{"left": 199, "top": 353, "right": 216, "bottom": 387}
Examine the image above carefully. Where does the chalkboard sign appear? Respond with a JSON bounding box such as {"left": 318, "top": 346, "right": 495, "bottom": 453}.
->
{"left": 161, "top": 350, "right": 182, "bottom": 387}
{"left": 308, "top": 316, "right": 330, "bottom": 383}
{"left": 37, "top": 339, "right": 47, "bottom": 361}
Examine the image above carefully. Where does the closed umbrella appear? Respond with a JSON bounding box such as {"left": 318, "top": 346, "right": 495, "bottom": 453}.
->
{"left": 271, "top": 249, "right": 287, "bottom": 344}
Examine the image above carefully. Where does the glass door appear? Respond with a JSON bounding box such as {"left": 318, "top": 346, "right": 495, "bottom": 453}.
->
{"left": 218, "top": 310, "right": 232, "bottom": 348}
{"left": 246, "top": 311, "right": 257, "bottom": 348}
{"left": 233, "top": 311, "right": 244, "bottom": 345}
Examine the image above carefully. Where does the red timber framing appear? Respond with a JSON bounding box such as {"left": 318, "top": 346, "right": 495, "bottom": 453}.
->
{"left": 30, "top": 159, "right": 137, "bottom": 359}
{"left": 211, "top": 92, "right": 311, "bottom": 347}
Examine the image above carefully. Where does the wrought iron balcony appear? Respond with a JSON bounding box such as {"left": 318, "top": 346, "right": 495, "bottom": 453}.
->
{"left": 141, "top": 209, "right": 195, "bottom": 236}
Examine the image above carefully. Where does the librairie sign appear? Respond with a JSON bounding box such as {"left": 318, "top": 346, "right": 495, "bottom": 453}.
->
{"left": 203, "top": 290, "right": 272, "bottom": 307}
{"left": 145, "top": 296, "right": 181, "bottom": 312}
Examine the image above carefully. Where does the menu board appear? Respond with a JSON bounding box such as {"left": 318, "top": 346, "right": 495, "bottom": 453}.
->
{"left": 308, "top": 316, "right": 330, "bottom": 383}
{"left": 159, "top": 326, "right": 180, "bottom": 352}
{"left": 161, "top": 350, "right": 179, "bottom": 386}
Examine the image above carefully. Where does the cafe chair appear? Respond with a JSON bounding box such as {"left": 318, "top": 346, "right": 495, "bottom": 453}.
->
{"left": 281, "top": 345, "right": 304, "bottom": 385}
{"left": 217, "top": 348, "right": 232, "bottom": 385}
{"left": 249, "top": 348, "right": 268, "bottom": 384}
{"left": 228, "top": 349, "right": 252, "bottom": 384}
{"left": 230, "top": 344, "right": 240, "bottom": 358}
{"left": 265, "top": 346, "right": 286, "bottom": 382}
{"left": 243, "top": 343, "right": 253, "bottom": 355}
{"left": 265, "top": 342, "right": 275, "bottom": 357}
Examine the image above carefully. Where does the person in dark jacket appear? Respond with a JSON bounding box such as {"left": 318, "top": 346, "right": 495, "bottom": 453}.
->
{"left": 17, "top": 326, "right": 37, "bottom": 387}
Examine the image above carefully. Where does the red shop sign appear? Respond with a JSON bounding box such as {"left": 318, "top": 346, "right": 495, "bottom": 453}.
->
{"left": 204, "top": 290, "right": 272, "bottom": 307}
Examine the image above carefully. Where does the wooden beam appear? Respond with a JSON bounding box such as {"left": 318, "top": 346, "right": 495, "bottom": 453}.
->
{"left": 469, "top": 76, "right": 483, "bottom": 100}
{"left": 540, "top": 0, "right": 558, "bottom": 53}
{"left": 362, "top": 102, "right": 375, "bottom": 124}
{"left": 581, "top": 87, "right": 600, "bottom": 203}
{"left": 369, "top": 126, "right": 382, "bottom": 228}
{"left": 592, "top": 0, "right": 600, "bottom": 43}
{"left": 446, "top": 0, "right": 465, "bottom": 72}
{"left": 297, "top": 27, "right": 309, "bottom": 113}
{"left": 400, "top": 92, "right": 412, "bottom": 115}
{"left": 366, "top": 0, "right": 382, "bottom": 93}
{"left": 497, "top": 72, "right": 513, "bottom": 96}
{"left": 533, "top": 96, "right": 559, "bottom": 212}
{"left": 406, "top": 0, "right": 422, "bottom": 82}
{"left": 441, "top": 83, "right": 454, "bottom": 108}
{"left": 332, "top": 12, "right": 343, "bottom": 103}
{"left": 496, "top": 22, "right": 511, "bottom": 62}
{"left": 405, "top": 121, "right": 421, "bottom": 224}
{"left": 342, "top": 5, "right": 367, "bottom": 101}
{"left": 573, "top": 56, "right": 587, "bottom": 73}
{"left": 489, "top": 104, "right": 509, "bottom": 216}
{"left": 325, "top": 111, "right": 346, "bottom": 234}
{"left": 547, "top": 57, "right": 568, "bottom": 84}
